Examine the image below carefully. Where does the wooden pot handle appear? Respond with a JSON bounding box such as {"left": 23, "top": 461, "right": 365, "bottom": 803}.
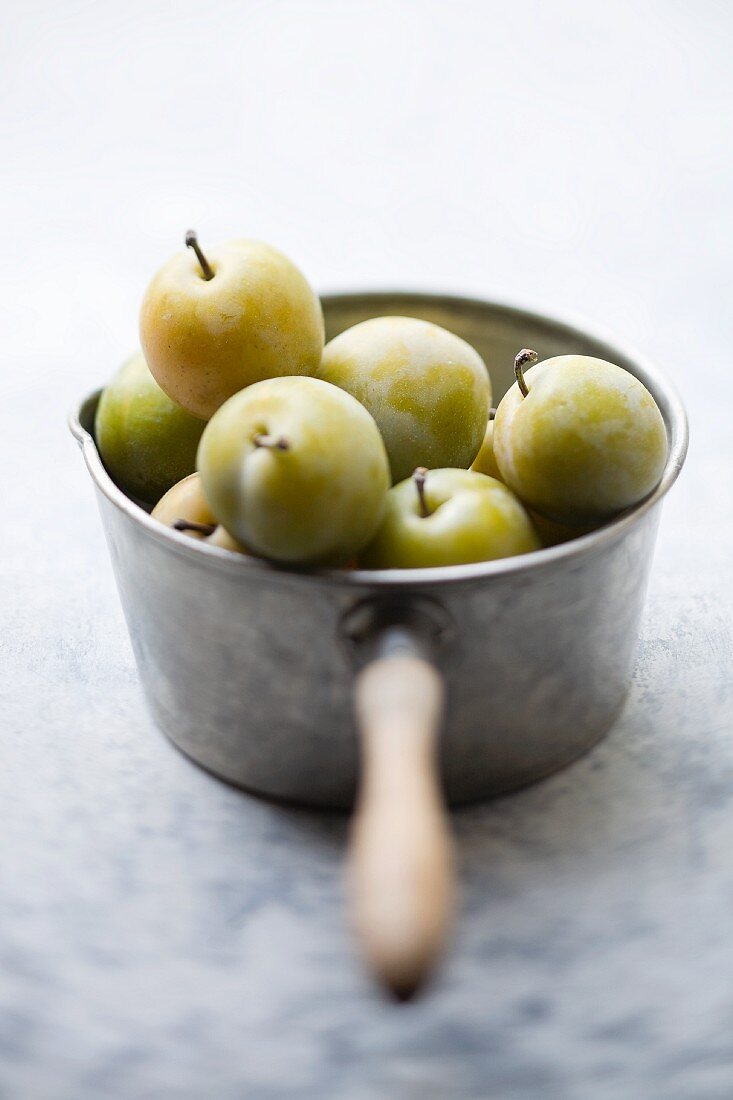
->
{"left": 348, "top": 651, "right": 453, "bottom": 1000}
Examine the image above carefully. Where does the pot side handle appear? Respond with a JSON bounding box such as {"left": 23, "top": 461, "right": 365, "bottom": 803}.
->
{"left": 348, "top": 646, "right": 453, "bottom": 1000}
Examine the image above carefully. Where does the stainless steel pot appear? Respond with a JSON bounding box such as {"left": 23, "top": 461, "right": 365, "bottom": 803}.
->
{"left": 70, "top": 291, "right": 688, "bottom": 998}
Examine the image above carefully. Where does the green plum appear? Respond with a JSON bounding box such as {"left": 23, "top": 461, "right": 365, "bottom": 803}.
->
{"left": 470, "top": 398, "right": 603, "bottom": 546}
{"left": 197, "top": 376, "right": 390, "bottom": 565}
{"left": 95, "top": 352, "right": 205, "bottom": 506}
{"left": 470, "top": 409, "right": 502, "bottom": 480}
{"left": 140, "top": 232, "right": 324, "bottom": 419}
{"left": 494, "top": 350, "right": 668, "bottom": 523}
{"left": 151, "top": 473, "right": 247, "bottom": 553}
{"left": 361, "top": 467, "right": 540, "bottom": 569}
{"left": 469, "top": 411, "right": 599, "bottom": 552}
{"left": 317, "top": 316, "right": 491, "bottom": 484}
{"left": 369, "top": 418, "right": 591, "bottom": 553}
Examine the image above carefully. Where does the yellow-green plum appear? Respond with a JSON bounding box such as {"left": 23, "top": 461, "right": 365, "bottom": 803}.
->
{"left": 95, "top": 352, "right": 205, "bottom": 506}
{"left": 470, "top": 411, "right": 600, "bottom": 547}
{"left": 494, "top": 350, "right": 668, "bottom": 523}
{"left": 470, "top": 409, "right": 502, "bottom": 481}
{"left": 470, "top": 402, "right": 602, "bottom": 546}
{"left": 151, "top": 474, "right": 247, "bottom": 552}
{"left": 197, "top": 377, "right": 390, "bottom": 565}
{"left": 317, "top": 316, "right": 491, "bottom": 484}
{"left": 140, "top": 232, "right": 324, "bottom": 419}
{"left": 361, "top": 468, "right": 540, "bottom": 569}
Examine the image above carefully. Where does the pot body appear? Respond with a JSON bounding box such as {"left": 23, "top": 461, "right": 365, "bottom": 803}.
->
{"left": 72, "top": 293, "right": 687, "bottom": 809}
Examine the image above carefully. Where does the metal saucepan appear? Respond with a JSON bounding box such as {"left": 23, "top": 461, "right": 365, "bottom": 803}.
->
{"left": 70, "top": 292, "right": 688, "bottom": 999}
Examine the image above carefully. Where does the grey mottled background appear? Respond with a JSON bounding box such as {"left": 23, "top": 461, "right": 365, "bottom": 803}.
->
{"left": 2, "top": 1, "right": 732, "bottom": 1097}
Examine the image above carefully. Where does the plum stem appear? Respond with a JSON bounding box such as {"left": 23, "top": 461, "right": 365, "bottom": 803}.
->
{"left": 252, "top": 433, "right": 290, "bottom": 451}
{"left": 514, "top": 349, "right": 539, "bottom": 398}
{"left": 185, "top": 229, "right": 214, "bottom": 281}
{"left": 173, "top": 518, "right": 216, "bottom": 536}
{"left": 414, "top": 467, "right": 430, "bottom": 518}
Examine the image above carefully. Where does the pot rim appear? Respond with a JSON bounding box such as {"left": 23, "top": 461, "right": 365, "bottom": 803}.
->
{"left": 69, "top": 289, "right": 688, "bottom": 590}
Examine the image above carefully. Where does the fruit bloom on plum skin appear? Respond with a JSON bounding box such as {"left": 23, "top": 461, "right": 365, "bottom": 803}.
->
{"left": 470, "top": 416, "right": 599, "bottom": 547}
{"left": 197, "top": 376, "right": 390, "bottom": 567}
{"left": 140, "top": 237, "right": 324, "bottom": 420}
{"left": 318, "top": 316, "right": 491, "bottom": 484}
{"left": 494, "top": 355, "right": 668, "bottom": 524}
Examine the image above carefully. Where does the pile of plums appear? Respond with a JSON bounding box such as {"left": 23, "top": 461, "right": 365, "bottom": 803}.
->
{"left": 95, "top": 233, "right": 668, "bottom": 569}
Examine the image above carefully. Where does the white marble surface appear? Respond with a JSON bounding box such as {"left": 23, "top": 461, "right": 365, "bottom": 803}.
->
{"left": 2, "top": 1, "right": 732, "bottom": 1096}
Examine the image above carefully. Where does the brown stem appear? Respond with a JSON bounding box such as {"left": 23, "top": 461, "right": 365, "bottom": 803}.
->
{"left": 514, "top": 348, "right": 539, "bottom": 398}
{"left": 252, "top": 433, "right": 290, "bottom": 451}
{"left": 173, "top": 518, "right": 216, "bottom": 536}
{"left": 185, "top": 229, "right": 214, "bottom": 281}
{"left": 488, "top": 407, "right": 497, "bottom": 421}
{"left": 414, "top": 467, "right": 430, "bottom": 518}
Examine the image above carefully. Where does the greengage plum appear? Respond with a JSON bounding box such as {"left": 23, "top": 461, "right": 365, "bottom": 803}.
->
{"left": 470, "top": 409, "right": 502, "bottom": 481}
{"left": 95, "top": 352, "right": 204, "bottom": 506}
{"left": 494, "top": 350, "right": 668, "bottom": 523}
{"left": 197, "top": 376, "right": 390, "bottom": 565}
{"left": 151, "top": 473, "right": 246, "bottom": 552}
{"left": 140, "top": 232, "right": 324, "bottom": 419}
{"left": 317, "top": 317, "right": 491, "bottom": 483}
{"left": 361, "top": 467, "right": 540, "bottom": 569}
